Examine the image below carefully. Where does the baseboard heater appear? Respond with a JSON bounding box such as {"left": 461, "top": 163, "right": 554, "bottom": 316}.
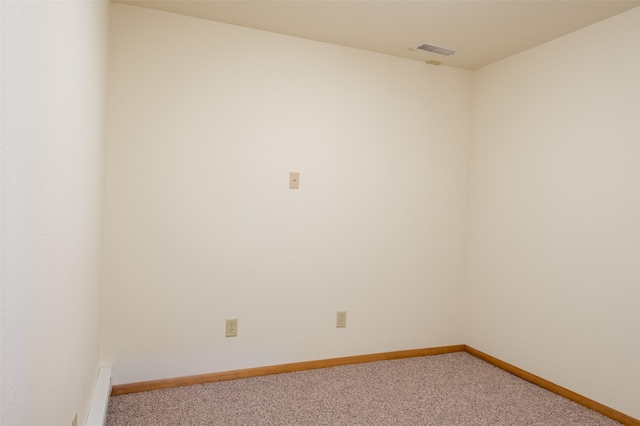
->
{"left": 86, "top": 366, "right": 112, "bottom": 426}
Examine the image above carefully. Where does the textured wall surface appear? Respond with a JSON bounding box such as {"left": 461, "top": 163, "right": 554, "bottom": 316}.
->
{"left": 102, "top": 3, "right": 472, "bottom": 385}
{"left": 466, "top": 7, "right": 640, "bottom": 419}
{"left": 1, "top": 1, "right": 108, "bottom": 424}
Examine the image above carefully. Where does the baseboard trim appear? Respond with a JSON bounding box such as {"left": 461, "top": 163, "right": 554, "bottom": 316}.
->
{"left": 110, "top": 344, "right": 465, "bottom": 395}
{"left": 110, "top": 344, "right": 639, "bottom": 426}
{"left": 464, "top": 345, "right": 640, "bottom": 426}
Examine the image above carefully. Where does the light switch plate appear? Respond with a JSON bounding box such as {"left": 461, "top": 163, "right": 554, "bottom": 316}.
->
{"left": 289, "top": 172, "right": 300, "bottom": 189}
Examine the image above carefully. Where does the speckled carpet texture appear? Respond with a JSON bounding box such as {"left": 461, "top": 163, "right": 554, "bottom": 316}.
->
{"left": 106, "top": 352, "right": 620, "bottom": 425}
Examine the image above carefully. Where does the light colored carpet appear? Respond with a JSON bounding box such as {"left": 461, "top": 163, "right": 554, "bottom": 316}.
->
{"left": 106, "top": 352, "right": 620, "bottom": 425}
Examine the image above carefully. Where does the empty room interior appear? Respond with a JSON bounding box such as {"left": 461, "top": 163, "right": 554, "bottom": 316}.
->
{"left": 2, "top": 0, "right": 639, "bottom": 425}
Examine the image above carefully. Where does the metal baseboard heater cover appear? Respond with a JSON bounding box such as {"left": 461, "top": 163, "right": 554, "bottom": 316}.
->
{"left": 87, "top": 367, "right": 112, "bottom": 426}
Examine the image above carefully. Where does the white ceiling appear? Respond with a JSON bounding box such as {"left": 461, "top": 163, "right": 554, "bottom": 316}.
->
{"left": 112, "top": 0, "right": 640, "bottom": 70}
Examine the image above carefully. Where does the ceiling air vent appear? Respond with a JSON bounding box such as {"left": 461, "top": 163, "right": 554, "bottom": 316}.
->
{"left": 417, "top": 44, "right": 456, "bottom": 56}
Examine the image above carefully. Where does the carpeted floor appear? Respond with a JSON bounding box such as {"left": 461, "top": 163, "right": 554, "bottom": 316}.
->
{"left": 106, "top": 352, "right": 620, "bottom": 425}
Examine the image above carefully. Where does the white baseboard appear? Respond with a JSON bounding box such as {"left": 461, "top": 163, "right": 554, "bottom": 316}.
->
{"left": 86, "top": 366, "right": 112, "bottom": 426}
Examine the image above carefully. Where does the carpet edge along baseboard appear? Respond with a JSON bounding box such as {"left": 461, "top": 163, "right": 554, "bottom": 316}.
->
{"left": 110, "top": 345, "right": 464, "bottom": 396}
{"left": 110, "top": 344, "right": 639, "bottom": 426}
{"left": 463, "top": 345, "right": 640, "bottom": 426}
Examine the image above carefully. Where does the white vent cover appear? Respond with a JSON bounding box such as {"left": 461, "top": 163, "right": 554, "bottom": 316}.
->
{"left": 417, "top": 44, "right": 456, "bottom": 56}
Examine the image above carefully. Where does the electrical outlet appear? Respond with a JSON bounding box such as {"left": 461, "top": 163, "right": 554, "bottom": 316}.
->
{"left": 336, "top": 311, "right": 347, "bottom": 328}
{"left": 71, "top": 413, "right": 77, "bottom": 426}
{"left": 226, "top": 319, "right": 238, "bottom": 337}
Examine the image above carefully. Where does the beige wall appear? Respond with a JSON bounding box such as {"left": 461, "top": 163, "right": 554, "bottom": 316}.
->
{"left": 102, "top": 4, "right": 472, "bottom": 385}
{"left": 4, "top": 1, "right": 627, "bottom": 421}
{"left": 466, "top": 7, "right": 640, "bottom": 419}
{"left": 1, "top": 1, "right": 109, "bottom": 424}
